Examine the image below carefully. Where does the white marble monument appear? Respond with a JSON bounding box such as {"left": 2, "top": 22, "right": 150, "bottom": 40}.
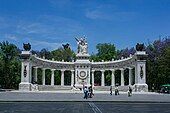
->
{"left": 19, "top": 39, "right": 148, "bottom": 92}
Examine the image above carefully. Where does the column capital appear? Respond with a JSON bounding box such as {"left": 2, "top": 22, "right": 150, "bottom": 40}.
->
{"left": 34, "top": 67, "right": 38, "bottom": 69}
{"left": 92, "top": 70, "right": 95, "bottom": 73}
{"left": 128, "top": 67, "right": 133, "bottom": 70}
{"left": 110, "top": 69, "right": 115, "bottom": 72}
{"left": 101, "top": 70, "right": 105, "bottom": 72}
{"left": 71, "top": 70, "right": 74, "bottom": 72}
{"left": 119, "top": 68, "right": 124, "bottom": 71}
{"left": 51, "top": 69, "right": 56, "bottom": 71}
{"left": 61, "top": 69, "right": 65, "bottom": 72}
{"left": 42, "top": 68, "right": 46, "bottom": 71}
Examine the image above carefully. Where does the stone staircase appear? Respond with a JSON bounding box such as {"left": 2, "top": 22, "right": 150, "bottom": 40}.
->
{"left": 94, "top": 86, "right": 129, "bottom": 92}
{"left": 34, "top": 85, "right": 131, "bottom": 92}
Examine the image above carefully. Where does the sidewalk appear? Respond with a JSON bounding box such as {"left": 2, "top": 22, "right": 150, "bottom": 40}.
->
{"left": 11, "top": 90, "right": 159, "bottom": 94}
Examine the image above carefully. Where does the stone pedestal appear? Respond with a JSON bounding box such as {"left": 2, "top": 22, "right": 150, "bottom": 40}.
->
{"left": 134, "top": 84, "right": 148, "bottom": 92}
{"left": 19, "top": 50, "right": 32, "bottom": 91}
{"left": 19, "top": 82, "right": 32, "bottom": 91}
{"left": 134, "top": 51, "right": 148, "bottom": 92}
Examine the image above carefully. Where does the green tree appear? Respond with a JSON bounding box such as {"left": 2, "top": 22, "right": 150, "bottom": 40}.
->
{"left": 51, "top": 47, "right": 75, "bottom": 61}
{"left": 0, "top": 41, "right": 21, "bottom": 89}
{"left": 157, "top": 47, "right": 170, "bottom": 85}
{"left": 96, "top": 43, "right": 116, "bottom": 61}
{"left": 146, "top": 38, "right": 170, "bottom": 90}
{"left": 90, "top": 43, "right": 117, "bottom": 85}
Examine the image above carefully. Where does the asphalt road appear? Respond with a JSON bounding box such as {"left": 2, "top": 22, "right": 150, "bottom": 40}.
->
{"left": 0, "top": 102, "right": 170, "bottom": 113}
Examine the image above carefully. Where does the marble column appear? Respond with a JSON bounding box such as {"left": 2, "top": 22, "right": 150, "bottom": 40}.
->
{"left": 120, "top": 69, "right": 124, "bottom": 86}
{"left": 61, "top": 70, "right": 64, "bottom": 86}
{"left": 42, "top": 68, "right": 46, "bottom": 85}
{"left": 101, "top": 70, "right": 105, "bottom": 86}
{"left": 34, "top": 67, "right": 38, "bottom": 83}
{"left": 129, "top": 68, "right": 133, "bottom": 85}
{"left": 111, "top": 69, "right": 115, "bottom": 86}
{"left": 75, "top": 70, "right": 77, "bottom": 85}
{"left": 91, "top": 70, "right": 95, "bottom": 87}
{"left": 51, "top": 69, "right": 55, "bottom": 85}
{"left": 71, "top": 70, "right": 74, "bottom": 86}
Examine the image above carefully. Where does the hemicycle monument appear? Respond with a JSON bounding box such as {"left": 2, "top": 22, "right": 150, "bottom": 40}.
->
{"left": 19, "top": 38, "right": 148, "bottom": 92}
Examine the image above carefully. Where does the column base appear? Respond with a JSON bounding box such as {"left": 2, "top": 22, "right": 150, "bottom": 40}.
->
{"left": 19, "top": 82, "right": 32, "bottom": 91}
{"left": 134, "top": 84, "right": 148, "bottom": 92}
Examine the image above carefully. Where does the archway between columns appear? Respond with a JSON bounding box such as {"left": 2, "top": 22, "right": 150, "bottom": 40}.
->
{"left": 64, "top": 70, "right": 71, "bottom": 86}
{"left": 124, "top": 68, "right": 129, "bottom": 85}
{"left": 94, "top": 71, "right": 101, "bottom": 86}
{"left": 115, "top": 70, "right": 121, "bottom": 86}
{"left": 105, "top": 70, "right": 111, "bottom": 86}
{"left": 37, "top": 68, "right": 42, "bottom": 85}
{"left": 45, "top": 69, "right": 51, "bottom": 85}
{"left": 54, "top": 70, "right": 61, "bottom": 85}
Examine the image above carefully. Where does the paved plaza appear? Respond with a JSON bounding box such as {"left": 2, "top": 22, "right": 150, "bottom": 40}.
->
{"left": 0, "top": 91, "right": 170, "bottom": 102}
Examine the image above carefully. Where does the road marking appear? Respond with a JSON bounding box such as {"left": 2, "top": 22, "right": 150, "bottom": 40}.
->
{"left": 88, "top": 102, "right": 102, "bottom": 113}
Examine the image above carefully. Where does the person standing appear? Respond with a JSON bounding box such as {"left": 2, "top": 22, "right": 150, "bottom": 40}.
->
{"left": 110, "top": 85, "right": 112, "bottom": 95}
{"left": 84, "top": 86, "right": 88, "bottom": 99}
{"left": 115, "top": 86, "right": 119, "bottom": 95}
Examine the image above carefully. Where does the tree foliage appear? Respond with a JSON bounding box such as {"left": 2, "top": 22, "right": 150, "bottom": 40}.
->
{"left": 146, "top": 38, "right": 170, "bottom": 90}
{"left": 90, "top": 43, "right": 116, "bottom": 61}
{"left": 0, "top": 41, "right": 21, "bottom": 89}
{"left": 51, "top": 47, "right": 75, "bottom": 61}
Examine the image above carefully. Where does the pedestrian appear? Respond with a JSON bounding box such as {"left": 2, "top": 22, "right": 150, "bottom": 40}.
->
{"left": 115, "top": 86, "right": 119, "bottom": 95}
{"left": 110, "top": 85, "right": 112, "bottom": 95}
{"left": 84, "top": 86, "right": 88, "bottom": 99}
{"left": 88, "top": 85, "right": 92, "bottom": 98}
{"left": 128, "top": 86, "right": 132, "bottom": 97}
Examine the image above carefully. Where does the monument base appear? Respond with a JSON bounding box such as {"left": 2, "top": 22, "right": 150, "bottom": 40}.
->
{"left": 19, "top": 82, "right": 32, "bottom": 91}
{"left": 134, "top": 84, "right": 148, "bottom": 92}
{"left": 75, "top": 83, "right": 91, "bottom": 89}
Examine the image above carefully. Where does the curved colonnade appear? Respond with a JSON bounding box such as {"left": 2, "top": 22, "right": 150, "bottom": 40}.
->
{"left": 19, "top": 50, "right": 148, "bottom": 92}
{"left": 31, "top": 55, "right": 136, "bottom": 87}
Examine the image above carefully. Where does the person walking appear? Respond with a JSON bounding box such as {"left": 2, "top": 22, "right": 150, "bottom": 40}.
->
{"left": 88, "top": 85, "right": 93, "bottom": 98}
{"left": 128, "top": 86, "right": 132, "bottom": 97}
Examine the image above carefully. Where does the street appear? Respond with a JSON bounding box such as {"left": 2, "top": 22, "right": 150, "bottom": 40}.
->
{"left": 0, "top": 102, "right": 170, "bottom": 113}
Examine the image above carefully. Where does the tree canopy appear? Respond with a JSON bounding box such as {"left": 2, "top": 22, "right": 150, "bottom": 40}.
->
{"left": 90, "top": 43, "right": 116, "bottom": 61}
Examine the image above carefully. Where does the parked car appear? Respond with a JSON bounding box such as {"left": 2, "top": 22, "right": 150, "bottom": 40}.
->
{"left": 160, "top": 84, "right": 170, "bottom": 94}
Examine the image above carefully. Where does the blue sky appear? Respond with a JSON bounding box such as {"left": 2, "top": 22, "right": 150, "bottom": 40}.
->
{"left": 0, "top": 0, "right": 170, "bottom": 53}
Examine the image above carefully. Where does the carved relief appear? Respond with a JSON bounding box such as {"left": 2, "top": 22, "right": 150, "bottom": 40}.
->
{"left": 24, "top": 65, "right": 27, "bottom": 77}
{"left": 140, "top": 66, "right": 143, "bottom": 79}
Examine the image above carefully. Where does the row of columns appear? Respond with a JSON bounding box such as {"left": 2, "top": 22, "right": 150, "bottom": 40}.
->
{"left": 33, "top": 67, "right": 133, "bottom": 87}
{"left": 91, "top": 68, "right": 133, "bottom": 87}
{"left": 33, "top": 68, "right": 74, "bottom": 86}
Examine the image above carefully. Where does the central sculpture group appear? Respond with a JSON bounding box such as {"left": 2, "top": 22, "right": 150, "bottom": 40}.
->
{"left": 75, "top": 37, "right": 88, "bottom": 54}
